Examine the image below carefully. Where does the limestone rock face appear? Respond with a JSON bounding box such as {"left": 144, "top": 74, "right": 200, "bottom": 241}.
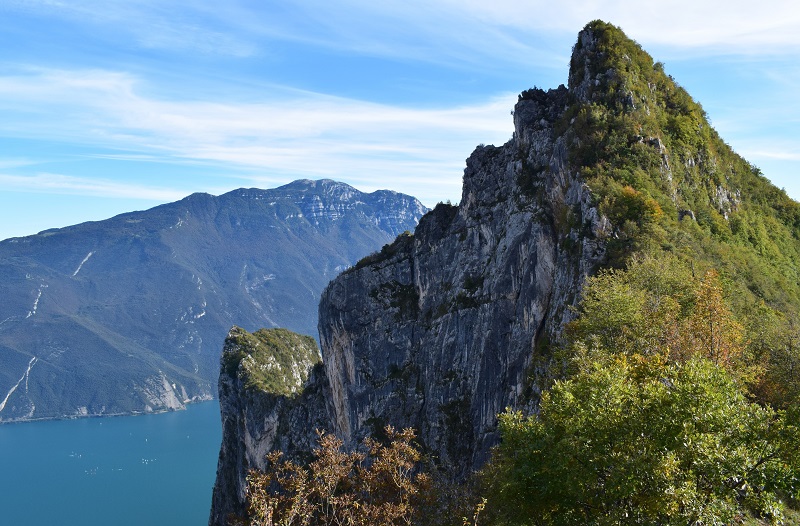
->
{"left": 317, "top": 82, "right": 609, "bottom": 476}
{"left": 209, "top": 327, "right": 329, "bottom": 526}
{"left": 209, "top": 23, "right": 616, "bottom": 524}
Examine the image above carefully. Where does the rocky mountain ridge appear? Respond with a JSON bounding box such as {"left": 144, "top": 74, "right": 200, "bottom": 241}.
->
{"left": 0, "top": 179, "right": 426, "bottom": 422}
{"left": 209, "top": 24, "right": 613, "bottom": 524}
{"left": 210, "top": 20, "right": 800, "bottom": 524}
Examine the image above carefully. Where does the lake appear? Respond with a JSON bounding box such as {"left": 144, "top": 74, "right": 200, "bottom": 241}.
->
{"left": 0, "top": 401, "right": 222, "bottom": 526}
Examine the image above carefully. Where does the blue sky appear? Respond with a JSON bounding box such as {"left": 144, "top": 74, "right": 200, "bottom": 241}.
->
{"left": 0, "top": 1, "right": 799, "bottom": 240}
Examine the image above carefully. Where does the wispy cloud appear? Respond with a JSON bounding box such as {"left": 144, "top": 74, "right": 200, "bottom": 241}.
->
{"left": 0, "top": 159, "right": 38, "bottom": 170}
{"left": 430, "top": 0, "right": 800, "bottom": 56}
{"left": 8, "top": 1, "right": 800, "bottom": 65}
{"left": 4, "top": 0, "right": 257, "bottom": 57}
{"left": 192, "top": 1, "right": 800, "bottom": 61}
{"left": 746, "top": 151, "right": 800, "bottom": 162}
{"left": 738, "top": 138, "right": 800, "bottom": 162}
{"left": 5, "top": 1, "right": 564, "bottom": 71}
{"left": 2, "top": 0, "right": 798, "bottom": 209}
{"left": 0, "top": 67, "right": 516, "bottom": 204}
{"left": 0, "top": 172, "right": 188, "bottom": 201}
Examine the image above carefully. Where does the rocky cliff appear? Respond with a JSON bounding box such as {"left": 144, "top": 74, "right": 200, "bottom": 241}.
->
{"left": 210, "top": 23, "right": 618, "bottom": 524}
{"left": 212, "top": 19, "right": 798, "bottom": 523}
{"left": 317, "top": 92, "right": 609, "bottom": 475}
{"left": 209, "top": 327, "right": 329, "bottom": 525}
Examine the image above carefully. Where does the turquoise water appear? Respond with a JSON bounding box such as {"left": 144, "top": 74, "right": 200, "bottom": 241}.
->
{"left": 0, "top": 401, "right": 222, "bottom": 526}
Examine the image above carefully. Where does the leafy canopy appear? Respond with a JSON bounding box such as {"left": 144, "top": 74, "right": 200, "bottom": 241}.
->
{"left": 488, "top": 353, "right": 800, "bottom": 526}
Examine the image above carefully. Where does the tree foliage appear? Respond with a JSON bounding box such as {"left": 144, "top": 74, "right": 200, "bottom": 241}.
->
{"left": 236, "top": 426, "right": 488, "bottom": 526}
{"left": 565, "top": 254, "right": 800, "bottom": 407}
{"left": 566, "top": 257, "right": 747, "bottom": 367}
{"left": 486, "top": 354, "right": 800, "bottom": 525}
{"left": 485, "top": 252, "right": 800, "bottom": 524}
{"left": 237, "top": 427, "right": 429, "bottom": 526}
{"left": 681, "top": 269, "right": 744, "bottom": 367}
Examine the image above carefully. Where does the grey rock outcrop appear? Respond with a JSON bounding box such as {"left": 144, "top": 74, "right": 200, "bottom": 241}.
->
{"left": 318, "top": 85, "right": 609, "bottom": 475}
{"left": 209, "top": 327, "right": 329, "bottom": 526}
{"left": 209, "top": 23, "right": 615, "bottom": 524}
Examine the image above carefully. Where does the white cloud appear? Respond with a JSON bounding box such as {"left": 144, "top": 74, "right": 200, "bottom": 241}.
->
{"left": 8, "top": 0, "right": 800, "bottom": 64}
{"left": 4, "top": 0, "right": 256, "bottom": 57}
{"left": 211, "top": 0, "right": 800, "bottom": 61}
{"left": 741, "top": 149, "right": 800, "bottom": 162}
{"left": 0, "top": 67, "right": 516, "bottom": 205}
{"left": 0, "top": 172, "right": 188, "bottom": 201}
{"left": 210, "top": 0, "right": 800, "bottom": 66}
{"left": 430, "top": 0, "right": 800, "bottom": 55}
{"left": 0, "top": 159, "right": 38, "bottom": 170}
{"left": 2, "top": 0, "right": 798, "bottom": 208}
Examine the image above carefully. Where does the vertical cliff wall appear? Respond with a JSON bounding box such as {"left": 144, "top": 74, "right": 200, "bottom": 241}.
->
{"left": 211, "top": 22, "right": 626, "bottom": 524}
{"left": 317, "top": 83, "right": 610, "bottom": 475}
{"left": 209, "top": 327, "right": 329, "bottom": 526}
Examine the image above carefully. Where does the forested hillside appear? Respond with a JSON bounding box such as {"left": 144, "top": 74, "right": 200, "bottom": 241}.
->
{"left": 490, "top": 21, "right": 800, "bottom": 525}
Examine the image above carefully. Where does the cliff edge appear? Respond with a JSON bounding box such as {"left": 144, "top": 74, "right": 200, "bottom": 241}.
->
{"left": 211, "top": 19, "right": 792, "bottom": 523}
{"left": 209, "top": 22, "right": 615, "bottom": 524}
{"left": 209, "top": 327, "right": 329, "bottom": 526}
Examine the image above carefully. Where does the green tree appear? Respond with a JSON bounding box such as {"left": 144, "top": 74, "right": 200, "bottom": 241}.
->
{"left": 566, "top": 267, "right": 648, "bottom": 354}
{"left": 566, "top": 255, "right": 690, "bottom": 359}
{"left": 485, "top": 353, "right": 800, "bottom": 525}
{"left": 566, "top": 259, "right": 757, "bottom": 378}
{"left": 747, "top": 308, "right": 800, "bottom": 409}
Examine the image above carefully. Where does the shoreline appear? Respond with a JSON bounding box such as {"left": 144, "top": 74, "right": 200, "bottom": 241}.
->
{"left": 0, "top": 395, "right": 216, "bottom": 425}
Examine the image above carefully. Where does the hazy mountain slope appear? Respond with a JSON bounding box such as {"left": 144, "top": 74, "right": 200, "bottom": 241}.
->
{"left": 0, "top": 179, "right": 427, "bottom": 421}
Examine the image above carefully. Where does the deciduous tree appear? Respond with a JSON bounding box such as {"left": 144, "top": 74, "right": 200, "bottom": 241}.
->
{"left": 485, "top": 353, "right": 800, "bottom": 525}
{"left": 238, "top": 427, "right": 430, "bottom": 526}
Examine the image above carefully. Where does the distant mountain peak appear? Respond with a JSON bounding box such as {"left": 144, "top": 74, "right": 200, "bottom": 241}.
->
{"left": 278, "top": 178, "right": 354, "bottom": 192}
{"left": 0, "top": 179, "right": 427, "bottom": 422}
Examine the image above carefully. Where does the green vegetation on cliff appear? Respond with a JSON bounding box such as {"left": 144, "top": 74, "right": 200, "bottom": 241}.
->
{"left": 486, "top": 256, "right": 800, "bottom": 524}
{"left": 490, "top": 356, "right": 800, "bottom": 525}
{"left": 481, "top": 21, "right": 800, "bottom": 524}
{"left": 548, "top": 20, "right": 800, "bottom": 414}
{"left": 222, "top": 327, "right": 320, "bottom": 396}
{"left": 561, "top": 20, "right": 800, "bottom": 316}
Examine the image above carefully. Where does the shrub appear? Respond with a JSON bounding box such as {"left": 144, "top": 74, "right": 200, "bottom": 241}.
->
{"left": 237, "top": 426, "right": 430, "bottom": 526}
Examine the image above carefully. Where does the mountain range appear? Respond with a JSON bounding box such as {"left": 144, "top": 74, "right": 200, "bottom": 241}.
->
{"left": 0, "top": 179, "right": 427, "bottom": 422}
